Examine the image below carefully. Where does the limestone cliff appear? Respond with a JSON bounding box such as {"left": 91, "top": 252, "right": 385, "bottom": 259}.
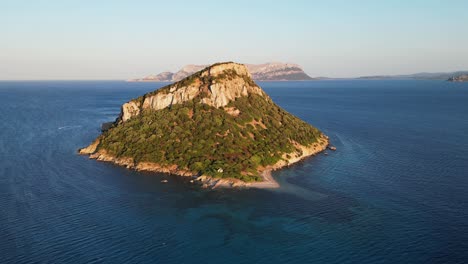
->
{"left": 120, "top": 62, "right": 268, "bottom": 122}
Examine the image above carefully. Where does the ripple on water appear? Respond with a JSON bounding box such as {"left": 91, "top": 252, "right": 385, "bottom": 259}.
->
{"left": 1, "top": 80, "right": 468, "bottom": 263}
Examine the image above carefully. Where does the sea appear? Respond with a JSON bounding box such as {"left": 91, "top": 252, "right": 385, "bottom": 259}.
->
{"left": 0, "top": 80, "right": 467, "bottom": 264}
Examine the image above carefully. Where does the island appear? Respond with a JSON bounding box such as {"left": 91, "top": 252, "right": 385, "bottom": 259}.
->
{"left": 128, "top": 62, "right": 315, "bottom": 82}
{"left": 448, "top": 74, "right": 468, "bottom": 82}
{"left": 80, "top": 62, "right": 329, "bottom": 188}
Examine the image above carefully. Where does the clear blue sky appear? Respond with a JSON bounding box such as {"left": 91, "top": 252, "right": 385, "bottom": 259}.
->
{"left": 1, "top": 0, "right": 468, "bottom": 80}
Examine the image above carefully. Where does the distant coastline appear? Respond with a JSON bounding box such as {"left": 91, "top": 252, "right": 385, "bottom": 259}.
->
{"left": 447, "top": 74, "right": 468, "bottom": 82}
{"left": 127, "top": 68, "right": 468, "bottom": 82}
{"left": 356, "top": 70, "right": 468, "bottom": 80}
{"left": 128, "top": 62, "right": 316, "bottom": 82}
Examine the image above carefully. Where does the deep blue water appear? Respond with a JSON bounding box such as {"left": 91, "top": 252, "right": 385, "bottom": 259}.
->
{"left": 1, "top": 80, "right": 467, "bottom": 263}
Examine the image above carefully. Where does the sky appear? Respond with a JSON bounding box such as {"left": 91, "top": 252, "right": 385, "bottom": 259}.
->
{"left": 1, "top": 0, "right": 468, "bottom": 80}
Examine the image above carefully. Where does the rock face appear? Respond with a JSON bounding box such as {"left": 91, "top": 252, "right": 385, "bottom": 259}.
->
{"left": 448, "top": 74, "right": 468, "bottom": 82}
{"left": 121, "top": 101, "right": 142, "bottom": 122}
{"left": 130, "top": 62, "right": 314, "bottom": 82}
{"left": 81, "top": 62, "right": 328, "bottom": 188}
{"left": 120, "top": 62, "right": 267, "bottom": 122}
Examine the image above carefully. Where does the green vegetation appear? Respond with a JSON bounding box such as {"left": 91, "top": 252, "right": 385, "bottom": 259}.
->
{"left": 97, "top": 93, "right": 322, "bottom": 182}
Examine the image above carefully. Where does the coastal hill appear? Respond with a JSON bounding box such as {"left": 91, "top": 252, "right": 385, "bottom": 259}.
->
{"left": 81, "top": 62, "right": 328, "bottom": 188}
{"left": 448, "top": 74, "right": 468, "bottom": 82}
{"left": 129, "top": 62, "right": 314, "bottom": 82}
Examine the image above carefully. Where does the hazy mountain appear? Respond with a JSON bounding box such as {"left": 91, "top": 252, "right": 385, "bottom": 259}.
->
{"left": 129, "top": 62, "right": 314, "bottom": 82}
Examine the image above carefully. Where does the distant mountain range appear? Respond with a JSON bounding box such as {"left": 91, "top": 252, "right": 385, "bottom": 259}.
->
{"left": 129, "top": 64, "right": 468, "bottom": 82}
{"left": 358, "top": 71, "right": 468, "bottom": 80}
{"left": 128, "top": 62, "right": 314, "bottom": 82}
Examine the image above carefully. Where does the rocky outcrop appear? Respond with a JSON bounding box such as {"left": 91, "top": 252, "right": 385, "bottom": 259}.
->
{"left": 121, "top": 101, "right": 141, "bottom": 122}
{"left": 120, "top": 62, "right": 267, "bottom": 122}
{"left": 78, "top": 138, "right": 100, "bottom": 154}
{"left": 448, "top": 74, "right": 468, "bottom": 82}
{"left": 129, "top": 62, "right": 314, "bottom": 82}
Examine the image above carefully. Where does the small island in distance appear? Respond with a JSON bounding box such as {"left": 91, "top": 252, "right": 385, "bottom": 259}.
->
{"left": 80, "top": 62, "right": 329, "bottom": 188}
{"left": 129, "top": 62, "right": 315, "bottom": 82}
{"left": 448, "top": 74, "right": 468, "bottom": 82}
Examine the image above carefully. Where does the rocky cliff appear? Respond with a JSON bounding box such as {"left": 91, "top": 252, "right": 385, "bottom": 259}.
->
{"left": 129, "top": 62, "right": 314, "bottom": 82}
{"left": 120, "top": 62, "right": 267, "bottom": 122}
{"left": 81, "top": 62, "right": 328, "bottom": 188}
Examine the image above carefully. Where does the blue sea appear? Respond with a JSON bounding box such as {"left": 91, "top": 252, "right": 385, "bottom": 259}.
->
{"left": 1, "top": 80, "right": 467, "bottom": 263}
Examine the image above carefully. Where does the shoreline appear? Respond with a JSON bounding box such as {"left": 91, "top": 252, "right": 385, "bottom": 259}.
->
{"left": 79, "top": 136, "right": 329, "bottom": 189}
{"left": 248, "top": 169, "right": 279, "bottom": 188}
{"left": 249, "top": 135, "right": 329, "bottom": 189}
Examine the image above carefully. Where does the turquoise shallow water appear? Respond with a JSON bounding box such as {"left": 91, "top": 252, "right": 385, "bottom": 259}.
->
{"left": 0, "top": 80, "right": 467, "bottom": 263}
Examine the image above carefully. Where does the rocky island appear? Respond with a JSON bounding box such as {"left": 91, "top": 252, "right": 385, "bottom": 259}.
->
{"left": 81, "top": 62, "right": 328, "bottom": 188}
{"left": 448, "top": 74, "right": 468, "bottom": 82}
{"left": 129, "top": 62, "right": 314, "bottom": 82}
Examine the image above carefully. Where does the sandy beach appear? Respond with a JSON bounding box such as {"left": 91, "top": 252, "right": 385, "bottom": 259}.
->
{"left": 248, "top": 170, "right": 280, "bottom": 188}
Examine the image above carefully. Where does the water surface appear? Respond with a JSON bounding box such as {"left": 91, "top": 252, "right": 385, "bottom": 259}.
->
{"left": 1, "top": 80, "right": 467, "bottom": 263}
